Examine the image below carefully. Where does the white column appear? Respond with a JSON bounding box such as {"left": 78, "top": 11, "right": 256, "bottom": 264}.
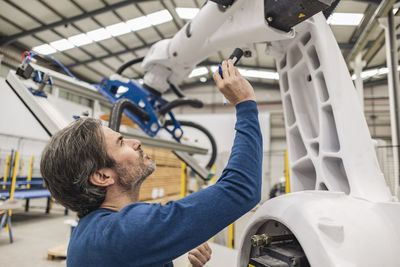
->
{"left": 92, "top": 100, "right": 102, "bottom": 119}
{"left": 51, "top": 86, "right": 59, "bottom": 98}
{"left": 350, "top": 53, "right": 366, "bottom": 111}
{"left": 379, "top": 14, "right": 400, "bottom": 198}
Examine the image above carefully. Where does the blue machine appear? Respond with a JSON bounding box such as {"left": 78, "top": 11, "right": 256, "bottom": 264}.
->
{"left": 17, "top": 51, "right": 217, "bottom": 173}
{"left": 96, "top": 78, "right": 184, "bottom": 141}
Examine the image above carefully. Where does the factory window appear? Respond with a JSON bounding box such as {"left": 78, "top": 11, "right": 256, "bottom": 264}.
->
{"left": 100, "top": 104, "right": 111, "bottom": 114}
{"left": 58, "top": 89, "right": 69, "bottom": 100}
{"left": 57, "top": 89, "right": 93, "bottom": 108}
{"left": 80, "top": 97, "right": 93, "bottom": 108}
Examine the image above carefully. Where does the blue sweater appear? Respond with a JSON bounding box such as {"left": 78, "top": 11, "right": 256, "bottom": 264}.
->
{"left": 67, "top": 100, "right": 262, "bottom": 267}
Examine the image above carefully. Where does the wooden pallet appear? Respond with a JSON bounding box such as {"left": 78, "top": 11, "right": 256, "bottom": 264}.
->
{"left": 139, "top": 166, "right": 182, "bottom": 201}
{"left": 47, "top": 243, "right": 67, "bottom": 261}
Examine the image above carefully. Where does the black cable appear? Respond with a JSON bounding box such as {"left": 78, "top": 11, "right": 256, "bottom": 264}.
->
{"left": 165, "top": 120, "right": 217, "bottom": 170}
{"left": 158, "top": 99, "right": 203, "bottom": 116}
{"left": 116, "top": 57, "right": 145, "bottom": 75}
{"left": 168, "top": 82, "right": 185, "bottom": 98}
{"left": 109, "top": 98, "right": 150, "bottom": 132}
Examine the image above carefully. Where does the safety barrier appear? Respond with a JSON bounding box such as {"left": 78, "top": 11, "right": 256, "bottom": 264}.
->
{"left": 0, "top": 151, "right": 67, "bottom": 214}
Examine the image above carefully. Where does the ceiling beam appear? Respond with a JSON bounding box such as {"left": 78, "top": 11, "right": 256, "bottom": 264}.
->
{"left": 359, "top": 60, "right": 400, "bottom": 71}
{"left": 0, "top": 0, "right": 153, "bottom": 47}
{"left": 364, "top": 77, "right": 388, "bottom": 87}
{"left": 346, "top": 0, "right": 396, "bottom": 64}
{"left": 64, "top": 40, "right": 382, "bottom": 67}
{"left": 349, "top": 4, "right": 378, "bottom": 44}
{"left": 351, "top": 0, "right": 382, "bottom": 4}
{"left": 66, "top": 42, "right": 156, "bottom": 68}
{"left": 67, "top": 49, "right": 279, "bottom": 71}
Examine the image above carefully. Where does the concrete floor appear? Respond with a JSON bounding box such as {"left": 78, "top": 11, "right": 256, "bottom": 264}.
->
{"left": 0, "top": 198, "right": 254, "bottom": 267}
{"left": 0, "top": 198, "right": 76, "bottom": 267}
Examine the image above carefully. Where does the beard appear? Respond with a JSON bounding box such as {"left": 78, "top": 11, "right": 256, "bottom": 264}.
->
{"left": 114, "top": 148, "right": 156, "bottom": 192}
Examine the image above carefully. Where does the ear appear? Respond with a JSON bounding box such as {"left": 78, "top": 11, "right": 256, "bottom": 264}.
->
{"left": 89, "top": 168, "right": 116, "bottom": 187}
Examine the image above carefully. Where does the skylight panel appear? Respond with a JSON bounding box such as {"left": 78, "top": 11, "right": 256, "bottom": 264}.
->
{"left": 327, "top": 13, "right": 364, "bottom": 26}
{"left": 106, "top": 22, "right": 131, "bottom": 37}
{"left": 32, "top": 44, "right": 57, "bottom": 55}
{"left": 210, "top": 66, "right": 219, "bottom": 73}
{"left": 50, "top": 39, "right": 75, "bottom": 51}
{"left": 379, "top": 67, "right": 389, "bottom": 75}
{"left": 87, "top": 28, "right": 112, "bottom": 42}
{"left": 147, "top": 10, "right": 173, "bottom": 25}
{"left": 68, "top": 34, "right": 93, "bottom": 46}
{"left": 238, "top": 69, "right": 279, "bottom": 80}
{"left": 175, "top": 7, "right": 199, "bottom": 20}
{"left": 360, "top": 69, "right": 378, "bottom": 79}
{"left": 127, "top": 16, "right": 152, "bottom": 31}
{"left": 189, "top": 67, "right": 209, "bottom": 78}
{"left": 352, "top": 68, "right": 389, "bottom": 80}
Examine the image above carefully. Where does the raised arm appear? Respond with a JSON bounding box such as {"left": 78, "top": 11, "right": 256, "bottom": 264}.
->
{"left": 105, "top": 61, "right": 262, "bottom": 266}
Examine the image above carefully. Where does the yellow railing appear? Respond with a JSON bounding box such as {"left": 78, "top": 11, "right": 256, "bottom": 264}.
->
{"left": 285, "top": 150, "right": 290, "bottom": 194}
{"left": 228, "top": 223, "right": 235, "bottom": 249}
{"left": 180, "top": 162, "right": 187, "bottom": 198}
{"left": 2, "top": 155, "right": 10, "bottom": 190}
{"left": 5, "top": 151, "right": 19, "bottom": 232}
{"left": 27, "top": 156, "right": 34, "bottom": 189}
{"left": 10, "top": 151, "right": 19, "bottom": 200}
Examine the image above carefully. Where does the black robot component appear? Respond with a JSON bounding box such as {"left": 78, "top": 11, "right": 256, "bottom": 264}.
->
{"left": 264, "top": 0, "right": 335, "bottom": 32}
{"left": 209, "top": 0, "right": 235, "bottom": 7}
{"left": 249, "top": 221, "right": 310, "bottom": 267}
{"left": 218, "top": 48, "right": 244, "bottom": 78}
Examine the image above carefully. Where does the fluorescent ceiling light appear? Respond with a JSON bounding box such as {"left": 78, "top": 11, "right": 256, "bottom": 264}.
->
{"left": 360, "top": 69, "right": 378, "bottom": 79}
{"left": 32, "top": 44, "right": 57, "bottom": 55}
{"left": 106, "top": 22, "right": 131, "bottom": 37}
{"left": 193, "top": 66, "right": 279, "bottom": 80}
{"left": 127, "top": 16, "right": 152, "bottom": 31}
{"left": 147, "top": 10, "right": 173, "bottom": 25}
{"left": 31, "top": 10, "right": 173, "bottom": 54}
{"left": 379, "top": 67, "right": 389, "bottom": 75}
{"left": 352, "top": 67, "right": 389, "bottom": 80}
{"left": 127, "top": 10, "right": 172, "bottom": 31}
{"left": 239, "top": 68, "right": 279, "bottom": 80}
{"left": 68, "top": 34, "right": 92, "bottom": 46}
{"left": 327, "top": 13, "right": 364, "bottom": 26}
{"left": 87, "top": 28, "right": 112, "bottom": 42}
{"left": 189, "top": 67, "right": 209, "bottom": 78}
{"left": 50, "top": 39, "right": 75, "bottom": 51}
{"left": 394, "top": 8, "right": 399, "bottom": 14}
{"left": 176, "top": 7, "right": 199, "bottom": 20}
{"left": 210, "top": 66, "right": 219, "bottom": 73}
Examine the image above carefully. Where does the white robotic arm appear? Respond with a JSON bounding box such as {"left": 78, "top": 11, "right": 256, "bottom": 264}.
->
{"left": 141, "top": 0, "right": 297, "bottom": 93}
{"left": 143, "top": 1, "right": 400, "bottom": 266}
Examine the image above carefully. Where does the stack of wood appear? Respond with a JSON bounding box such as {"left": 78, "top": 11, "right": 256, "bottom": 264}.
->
{"left": 140, "top": 146, "right": 182, "bottom": 202}
{"left": 99, "top": 114, "right": 137, "bottom": 128}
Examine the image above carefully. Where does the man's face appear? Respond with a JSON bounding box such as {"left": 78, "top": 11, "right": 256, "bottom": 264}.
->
{"left": 102, "top": 126, "right": 156, "bottom": 191}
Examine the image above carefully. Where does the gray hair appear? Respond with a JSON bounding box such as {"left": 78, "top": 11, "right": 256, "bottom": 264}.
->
{"left": 40, "top": 118, "right": 116, "bottom": 218}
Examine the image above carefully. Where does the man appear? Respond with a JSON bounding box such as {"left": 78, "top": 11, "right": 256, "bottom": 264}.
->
{"left": 40, "top": 60, "right": 262, "bottom": 267}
